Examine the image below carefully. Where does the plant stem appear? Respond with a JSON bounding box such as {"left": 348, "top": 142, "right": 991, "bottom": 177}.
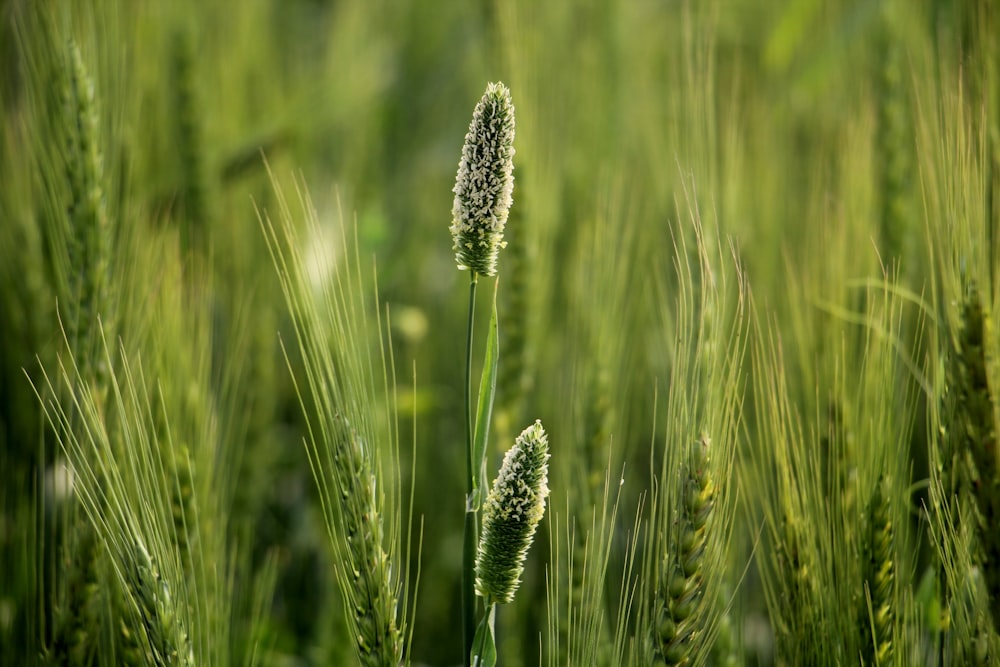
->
{"left": 463, "top": 272, "right": 479, "bottom": 666}
{"left": 466, "top": 274, "right": 478, "bottom": 491}
{"left": 463, "top": 509, "right": 478, "bottom": 667}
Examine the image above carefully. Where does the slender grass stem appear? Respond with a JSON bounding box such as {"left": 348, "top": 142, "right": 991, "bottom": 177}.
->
{"left": 463, "top": 272, "right": 479, "bottom": 666}
{"left": 466, "top": 274, "right": 479, "bottom": 491}
{"left": 463, "top": 510, "right": 478, "bottom": 667}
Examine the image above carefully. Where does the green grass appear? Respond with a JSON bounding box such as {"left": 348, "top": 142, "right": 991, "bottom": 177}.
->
{"left": 4, "top": 0, "right": 1000, "bottom": 665}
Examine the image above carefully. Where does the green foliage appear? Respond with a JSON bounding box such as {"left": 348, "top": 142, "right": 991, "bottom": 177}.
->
{"left": 5, "top": 0, "right": 1000, "bottom": 665}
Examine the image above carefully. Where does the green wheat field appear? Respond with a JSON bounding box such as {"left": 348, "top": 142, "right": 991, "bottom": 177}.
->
{"left": 3, "top": 0, "right": 1000, "bottom": 665}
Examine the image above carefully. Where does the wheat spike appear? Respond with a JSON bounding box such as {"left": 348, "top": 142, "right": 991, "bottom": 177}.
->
{"left": 652, "top": 435, "right": 715, "bottom": 666}
{"left": 332, "top": 416, "right": 402, "bottom": 667}
{"left": 954, "top": 286, "right": 1000, "bottom": 633}
{"left": 861, "top": 476, "right": 896, "bottom": 666}
{"left": 126, "top": 542, "right": 194, "bottom": 667}
{"left": 62, "top": 39, "right": 113, "bottom": 384}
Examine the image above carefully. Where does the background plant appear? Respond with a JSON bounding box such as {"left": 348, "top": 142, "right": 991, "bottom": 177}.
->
{"left": 3, "top": 0, "right": 1000, "bottom": 665}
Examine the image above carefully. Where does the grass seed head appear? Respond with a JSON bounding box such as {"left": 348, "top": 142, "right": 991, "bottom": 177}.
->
{"left": 450, "top": 81, "right": 516, "bottom": 277}
{"left": 475, "top": 419, "right": 550, "bottom": 605}
{"left": 955, "top": 285, "right": 1000, "bottom": 633}
{"left": 861, "top": 476, "right": 895, "bottom": 667}
{"left": 653, "top": 434, "right": 715, "bottom": 666}
{"left": 331, "top": 418, "right": 402, "bottom": 667}
{"left": 63, "top": 40, "right": 113, "bottom": 379}
{"left": 171, "top": 26, "right": 209, "bottom": 241}
{"left": 47, "top": 522, "right": 101, "bottom": 666}
{"left": 127, "top": 542, "right": 194, "bottom": 667}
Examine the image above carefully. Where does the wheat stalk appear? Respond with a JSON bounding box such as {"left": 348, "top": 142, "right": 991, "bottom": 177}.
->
{"left": 260, "top": 174, "right": 407, "bottom": 667}
{"left": 33, "top": 348, "right": 201, "bottom": 667}
{"left": 44, "top": 37, "right": 118, "bottom": 667}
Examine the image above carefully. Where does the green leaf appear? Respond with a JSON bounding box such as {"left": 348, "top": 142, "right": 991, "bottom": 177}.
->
{"left": 472, "top": 279, "right": 500, "bottom": 508}
{"left": 470, "top": 603, "right": 497, "bottom": 667}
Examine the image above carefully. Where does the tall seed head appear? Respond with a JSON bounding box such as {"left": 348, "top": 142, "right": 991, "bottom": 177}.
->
{"left": 861, "top": 476, "right": 895, "bottom": 667}
{"left": 653, "top": 435, "right": 716, "bottom": 666}
{"left": 955, "top": 285, "right": 1000, "bottom": 632}
{"left": 127, "top": 542, "right": 194, "bottom": 667}
{"left": 450, "top": 82, "right": 516, "bottom": 277}
{"left": 475, "top": 419, "right": 550, "bottom": 604}
{"left": 64, "top": 40, "right": 113, "bottom": 379}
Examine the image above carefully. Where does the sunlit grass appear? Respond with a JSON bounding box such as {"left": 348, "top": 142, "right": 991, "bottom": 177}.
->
{"left": 4, "top": 0, "right": 1000, "bottom": 665}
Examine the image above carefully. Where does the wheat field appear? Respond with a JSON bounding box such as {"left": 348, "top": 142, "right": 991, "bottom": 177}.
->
{"left": 2, "top": 1, "right": 1000, "bottom": 665}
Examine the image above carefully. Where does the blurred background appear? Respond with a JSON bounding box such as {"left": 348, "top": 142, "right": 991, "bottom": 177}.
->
{"left": 2, "top": 0, "right": 996, "bottom": 665}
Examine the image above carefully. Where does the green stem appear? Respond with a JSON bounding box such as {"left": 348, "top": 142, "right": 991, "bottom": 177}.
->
{"left": 463, "top": 272, "right": 479, "bottom": 666}
{"left": 466, "top": 274, "right": 478, "bottom": 490}
{"left": 463, "top": 510, "right": 477, "bottom": 666}
{"left": 938, "top": 560, "right": 947, "bottom": 667}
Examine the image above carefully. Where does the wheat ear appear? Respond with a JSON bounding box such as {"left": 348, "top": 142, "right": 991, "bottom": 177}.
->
{"left": 332, "top": 416, "right": 402, "bottom": 666}
{"left": 652, "top": 435, "right": 714, "bottom": 666}
{"left": 874, "top": 5, "right": 910, "bottom": 262}
{"left": 259, "top": 178, "right": 406, "bottom": 667}
{"left": 45, "top": 40, "right": 114, "bottom": 667}
{"left": 126, "top": 541, "right": 195, "bottom": 667}
{"left": 170, "top": 26, "right": 208, "bottom": 242}
{"left": 954, "top": 286, "right": 1000, "bottom": 633}
{"left": 62, "top": 39, "right": 113, "bottom": 383}
{"left": 861, "top": 475, "right": 896, "bottom": 666}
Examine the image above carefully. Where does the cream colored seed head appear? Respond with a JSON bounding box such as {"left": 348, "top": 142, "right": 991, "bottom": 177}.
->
{"left": 450, "top": 82, "right": 516, "bottom": 277}
{"left": 475, "top": 419, "right": 549, "bottom": 604}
